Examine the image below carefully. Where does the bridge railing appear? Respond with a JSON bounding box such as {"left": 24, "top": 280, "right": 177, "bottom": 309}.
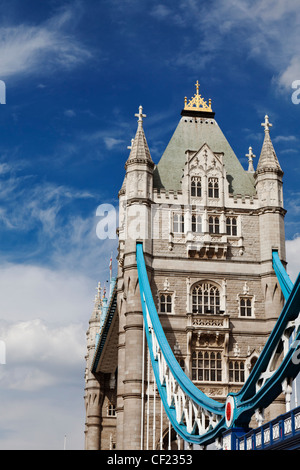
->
{"left": 236, "top": 404, "right": 300, "bottom": 450}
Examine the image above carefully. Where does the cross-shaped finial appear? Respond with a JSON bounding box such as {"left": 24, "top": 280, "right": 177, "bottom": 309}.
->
{"left": 94, "top": 281, "right": 102, "bottom": 307}
{"left": 261, "top": 115, "right": 272, "bottom": 133}
{"left": 195, "top": 80, "right": 200, "bottom": 95}
{"left": 96, "top": 281, "right": 102, "bottom": 298}
{"left": 127, "top": 138, "right": 134, "bottom": 150}
{"left": 135, "top": 105, "right": 146, "bottom": 128}
{"left": 246, "top": 146, "right": 256, "bottom": 172}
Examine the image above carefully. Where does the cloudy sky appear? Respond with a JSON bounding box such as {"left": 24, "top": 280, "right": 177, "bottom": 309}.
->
{"left": 0, "top": 0, "right": 300, "bottom": 450}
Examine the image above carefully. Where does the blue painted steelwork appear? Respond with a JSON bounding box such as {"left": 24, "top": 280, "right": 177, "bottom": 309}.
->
{"left": 136, "top": 242, "right": 300, "bottom": 446}
{"left": 272, "top": 251, "right": 293, "bottom": 300}
{"left": 136, "top": 242, "right": 226, "bottom": 445}
{"left": 236, "top": 405, "right": 300, "bottom": 450}
{"left": 228, "top": 271, "right": 300, "bottom": 427}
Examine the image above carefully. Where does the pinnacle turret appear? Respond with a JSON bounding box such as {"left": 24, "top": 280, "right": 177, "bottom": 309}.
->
{"left": 256, "top": 115, "right": 282, "bottom": 175}
{"left": 125, "top": 106, "right": 154, "bottom": 169}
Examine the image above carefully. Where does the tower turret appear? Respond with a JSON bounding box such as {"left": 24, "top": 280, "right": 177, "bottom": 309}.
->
{"left": 255, "top": 115, "right": 286, "bottom": 331}
{"left": 84, "top": 282, "right": 103, "bottom": 450}
{"left": 255, "top": 115, "right": 284, "bottom": 210}
{"left": 124, "top": 105, "right": 154, "bottom": 203}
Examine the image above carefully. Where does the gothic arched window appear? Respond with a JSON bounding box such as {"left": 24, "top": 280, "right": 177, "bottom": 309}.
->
{"left": 192, "top": 351, "right": 222, "bottom": 382}
{"left": 173, "top": 213, "right": 184, "bottom": 233}
{"left": 226, "top": 217, "right": 237, "bottom": 236}
{"left": 192, "top": 283, "right": 220, "bottom": 314}
{"left": 240, "top": 297, "right": 253, "bottom": 317}
{"left": 229, "top": 361, "right": 245, "bottom": 383}
{"left": 208, "top": 216, "right": 219, "bottom": 234}
{"left": 191, "top": 177, "right": 201, "bottom": 197}
{"left": 160, "top": 294, "right": 172, "bottom": 313}
{"left": 208, "top": 177, "right": 219, "bottom": 198}
{"left": 192, "top": 214, "right": 202, "bottom": 233}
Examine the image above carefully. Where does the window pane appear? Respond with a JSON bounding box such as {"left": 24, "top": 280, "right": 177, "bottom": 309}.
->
{"left": 173, "top": 214, "right": 178, "bottom": 232}
{"left": 192, "top": 215, "right": 196, "bottom": 232}
{"left": 180, "top": 215, "right": 184, "bottom": 233}
{"left": 191, "top": 181, "right": 196, "bottom": 197}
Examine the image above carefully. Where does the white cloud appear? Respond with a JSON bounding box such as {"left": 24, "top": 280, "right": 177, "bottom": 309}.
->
{"left": 0, "top": 319, "right": 86, "bottom": 389}
{"left": 0, "top": 222, "right": 116, "bottom": 448}
{"left": 278, "top": 57, "right": 300, "bottom": 90}
{"left": 0, "top": 261, "right": 93, "bottom": 448}
{"left": 273, "top": 135, "right": 298, "bottom": 144}
{"left": 103, "top": 136, "right": 125, "bottom": 150}
{"left": 0, "top": 5, "right": 91, "bottom": 80}
{"left": 151, "top": 1, "right": 300, "bottom": 92}
{"left": 0, "top": 264, "right": 95, "bottom": 324}
{"left": 151, "top": 4, "right": 172, "bottom": 19}
{"left": 286, "top": 237, "right": 300, "bottom": 282}
{"left": 64, "top": 109, "right": 76, "bottom": 117}
{"left": 0, "top": 382, "right": 85, "bottom": 450}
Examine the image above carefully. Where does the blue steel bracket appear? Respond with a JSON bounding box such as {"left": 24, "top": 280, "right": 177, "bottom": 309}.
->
{"left": 136, "top": 242, "right": 300, "bottom": 446}
{"left": 272, "top": 251, "right": 293, "bottom": 301}
{"left": 225, "top": 258, "right": 300, "bottom": 428}
{"left": 136, "top": 242, "right": 226, "bottom": 446}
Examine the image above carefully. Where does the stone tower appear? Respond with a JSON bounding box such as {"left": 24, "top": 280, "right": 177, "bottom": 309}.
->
{"left": 84, "top": 83, "right": 287, "bottom": 450}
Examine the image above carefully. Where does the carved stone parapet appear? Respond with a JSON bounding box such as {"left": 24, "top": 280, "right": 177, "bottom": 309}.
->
{"left": 186, "top": 236, "right": 228, "bottom": 259}
{"left": 186, "top": 313, "right": 229, "bottom": 330}
{"left": 186, "top": 313, "right": 230, "bottom": 351}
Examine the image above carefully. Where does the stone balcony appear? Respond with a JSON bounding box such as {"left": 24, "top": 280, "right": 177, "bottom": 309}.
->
{"left": 185, "top": 231, "right": 244, "bottom": 259}
{"left": 186, "top": 313, "right": 230, "bottom": 349}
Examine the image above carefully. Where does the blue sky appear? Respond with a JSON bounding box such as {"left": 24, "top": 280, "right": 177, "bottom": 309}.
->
{"left": 0, "top": 0, "right": 299, "bottom": 449}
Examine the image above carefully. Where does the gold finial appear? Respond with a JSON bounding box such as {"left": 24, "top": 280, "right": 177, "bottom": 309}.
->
{"left": 184, "top": 81, "right": 213, "bottom": 112}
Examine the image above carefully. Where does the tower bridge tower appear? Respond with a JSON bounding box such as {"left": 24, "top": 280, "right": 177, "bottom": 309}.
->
{"left": 85, "top": 83, "right": 287, "bottom": 450}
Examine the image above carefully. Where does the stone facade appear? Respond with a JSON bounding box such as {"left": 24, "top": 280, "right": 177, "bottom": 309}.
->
{"left": 84, "top": 87, "right": 288, "bottom": 450}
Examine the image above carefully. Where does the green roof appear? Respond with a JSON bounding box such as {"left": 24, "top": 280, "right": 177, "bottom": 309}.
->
{"left": 153, "top": 115, "right": 256, "bottom": 196}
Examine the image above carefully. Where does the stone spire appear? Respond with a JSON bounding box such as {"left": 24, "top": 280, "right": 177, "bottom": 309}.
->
{"left": 125, "top": 106, "right": 154, "bottom": 169}
{"left": 89, "top": 281, "right": 102, "bottom": 322}
{"left": 256, "top": 115, "right": 282, "bottom": 175}
{"left": 246, "top": 146, "right": 256, "bottom": 172}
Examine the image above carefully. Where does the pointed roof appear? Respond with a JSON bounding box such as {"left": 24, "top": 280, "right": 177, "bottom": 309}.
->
{"left": 125, "top": 105, "right": 154, "bottom": 169}
{"left": 153, "top": 112, "right": 255, "bottom": 196}
{"left": 256, "top": 115, "right": 283, "bottom": 174}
